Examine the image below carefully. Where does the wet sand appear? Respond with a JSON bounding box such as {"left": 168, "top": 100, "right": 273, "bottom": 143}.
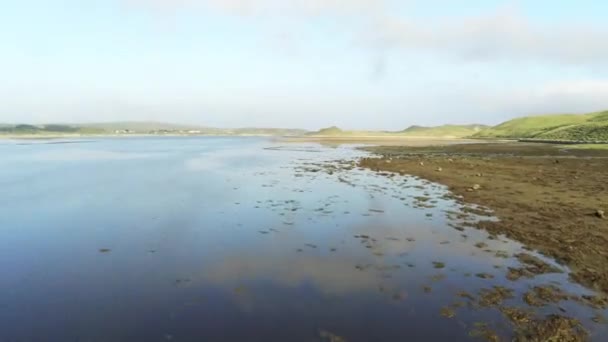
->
{"left": 358, "top": 142, "right": 608, "bottom": 340}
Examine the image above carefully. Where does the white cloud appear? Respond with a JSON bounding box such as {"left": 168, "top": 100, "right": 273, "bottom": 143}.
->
{"left": 129, "top": 1, "right": 608, "bottom": 67}
{"left": 367, "top": 7, "right": 608, "bottom": 66}
{"left": 541, "top": 80, "right": 608, "bottom": 96}
{"left": 128, "top": 0, "right": 388, "bottom": 16}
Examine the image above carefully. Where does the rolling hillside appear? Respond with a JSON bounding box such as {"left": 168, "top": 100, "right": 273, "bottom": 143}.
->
{"left": 400, "top": 124, "right": 487, "bottom": 137}
{"left": 308, "top": 124, "right": 487, "bottom": 138}
{"left": 473, "top": 110, "right": 608, "bottom": 141}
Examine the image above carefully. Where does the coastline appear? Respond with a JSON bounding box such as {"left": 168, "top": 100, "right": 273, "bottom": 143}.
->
{"left": 0, "top": 133, "right": 297, "bottom": 140}
{"left": 279, "top": 135, "right": 488, "bottom": 146}
{"left": 358, "top": 142, "right": 608, "bottom": 294}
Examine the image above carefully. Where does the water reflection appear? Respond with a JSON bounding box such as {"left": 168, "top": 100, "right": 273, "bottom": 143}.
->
{"left": 0, "top": 137, "right": 605, "bottom": 341}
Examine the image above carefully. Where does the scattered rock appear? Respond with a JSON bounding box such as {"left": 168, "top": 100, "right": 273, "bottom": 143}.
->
{"left": 432, "top": 261, "right": 445, "bottom": 269}
{"left": 436, "top": 167, "right": 443, "bottom": 172}
{"left": 430, "top": 273, "right": 446, "bottom": 282}
{"left": 440, "top": 306, "right": 456, "bottom": 318}
{"left": 457, "top": 291, "right": 475, "bottom": 301}
{"left": 319, "top": 330, "right": 347, "bottom": 342}
{"left": 478, "top": 286, "right": 514, "bottom": 307}
{"left": 476, "top": 273, "right": 495, "bottom": 279}
{"left": 474, "top": 242, "right": 488, "bottom": 249}
{"left": 523, "top": 285, "right": 569, "bottom": 307}
{"left": 507, "top": 267, "right": 530, "bottom": 281}
{"left": 576, "top": 295, "right": 608, "bottom": 309}
{"left": 591, "top": 314, "right": 607, "bottom": 324}
{"left": 495, "top": 250, "right": 510, "bottom": 258}
{"left": 500, "top": 307, "right": 533, "bottom": 325}
{"left": 515, "top": 253, "right": 562, "bottom": 277}
{"left": 472, "top": 184, "right": 481, "bottom": 190}
{"left": 233, "top": 285, "right": 248, "bottom": 295}
{"left": 596, "top": 209, "right": 605, "bottom": 219}
{"left": 512, "top": 314, "right": 588, "bottom": 342}
{"left": 469, "top": 323, "right": 500, "bottom": 342}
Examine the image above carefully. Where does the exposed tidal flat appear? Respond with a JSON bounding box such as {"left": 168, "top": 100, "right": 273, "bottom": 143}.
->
{"left": 0, "top": 137, "right": 606, "bottom": 341}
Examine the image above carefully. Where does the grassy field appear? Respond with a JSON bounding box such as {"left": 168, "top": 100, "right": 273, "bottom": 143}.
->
{"left": 473, "top": 110, "right": 608, "bottom": 141}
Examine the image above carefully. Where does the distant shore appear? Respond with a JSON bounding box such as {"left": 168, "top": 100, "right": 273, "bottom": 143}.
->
{"left": 280, "top": 135, "right": 493, "bottom": 146}
{"left": 0, "top": 133, "right": 299, "bottom": 140}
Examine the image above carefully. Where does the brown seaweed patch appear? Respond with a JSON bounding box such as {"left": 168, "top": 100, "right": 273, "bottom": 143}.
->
{"left": 512, "top": 315, "right": 588, "bottom": 342}
{"left": 478, "top": 286, "right": 514, "bottom": 307}
{"left": 523, "top": 285, "right": 569, "bottom": 307}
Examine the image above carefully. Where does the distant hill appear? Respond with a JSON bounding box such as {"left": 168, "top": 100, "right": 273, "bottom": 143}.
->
{"left": 308, "top": 124, "right": 487, "bottom": 138}
{"left": 473, "top": 110, "right": 608, "bottom": 141}
{"left": 74, "top": 121, "right": 209, "bottom": 133}
{"left": 0, "top": 122, "right": 307, "bottom": 137}
{"left": 400, "top": 124, "right": 488, "bottom": 138}
{"left": 0, "top": 124, "right": 105, "bottom": 135}
{"left": 309, "top": 126, "right": 348, "bottom": 136}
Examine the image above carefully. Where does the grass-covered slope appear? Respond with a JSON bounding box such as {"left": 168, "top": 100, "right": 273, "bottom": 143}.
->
{"left": 473, "top": 110, "right": 608, "bottom": 141}
{"left": 536, "top": 122, "right": 608, "bottom": 142}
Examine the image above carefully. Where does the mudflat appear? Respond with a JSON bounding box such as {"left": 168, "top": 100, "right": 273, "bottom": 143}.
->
{"left": 360, "top": 143, "right": 608, "bottom": 294}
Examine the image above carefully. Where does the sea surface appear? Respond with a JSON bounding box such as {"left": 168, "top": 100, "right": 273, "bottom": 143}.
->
{"left": 0, "top": 137, "right": 605, "bottom": 341}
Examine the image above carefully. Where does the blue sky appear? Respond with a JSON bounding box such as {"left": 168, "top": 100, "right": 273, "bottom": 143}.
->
{"left": 2, "top": 0, "right": 608, "bottom": 129}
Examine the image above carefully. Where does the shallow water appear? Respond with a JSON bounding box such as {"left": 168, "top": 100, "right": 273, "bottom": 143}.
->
{"left": 0, "top": 137, "right": 605, "bottom": 341}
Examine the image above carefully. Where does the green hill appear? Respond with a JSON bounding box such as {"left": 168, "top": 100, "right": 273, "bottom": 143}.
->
{"left": 400, "top": 124, "right": 487, "bottom": 138}
{"left": 318, "top": 126, "right": 344, "bottom": 135}
{"left": 309, "top": 124, "right": 486, "bottom": 138}
{"left": 473, "top": 110, "right": 608, "bottom": 141}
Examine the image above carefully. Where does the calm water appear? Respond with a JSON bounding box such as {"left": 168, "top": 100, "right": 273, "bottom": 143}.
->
{"left": 0, "top": 137, "right": 605, "bottom": 341}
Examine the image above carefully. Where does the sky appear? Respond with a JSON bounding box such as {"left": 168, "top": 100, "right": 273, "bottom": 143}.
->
{"left": 2, "top": 0, "right": 608, "bottom": 130}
